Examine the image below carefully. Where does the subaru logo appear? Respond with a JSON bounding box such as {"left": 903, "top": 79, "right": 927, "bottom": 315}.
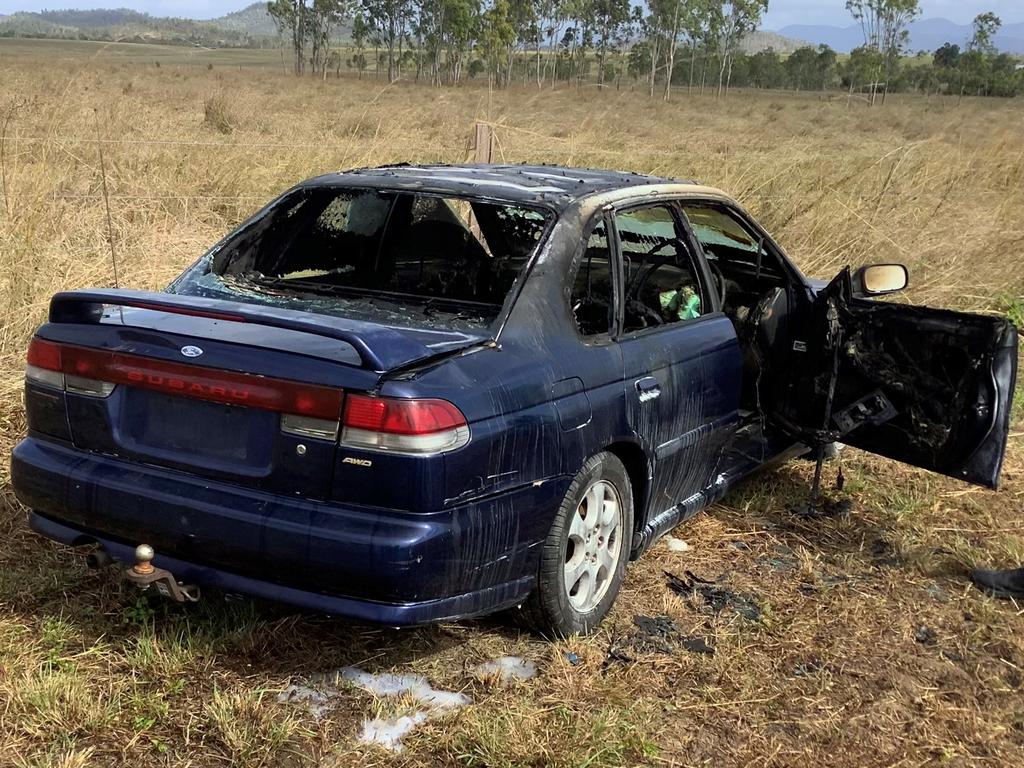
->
{"left": 180, "top": 345, "right": 204, "bottom": 358}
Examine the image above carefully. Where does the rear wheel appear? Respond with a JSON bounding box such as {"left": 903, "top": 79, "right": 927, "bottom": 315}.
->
{"left": 517, "top": 452, "right": 633, "bottom": 637}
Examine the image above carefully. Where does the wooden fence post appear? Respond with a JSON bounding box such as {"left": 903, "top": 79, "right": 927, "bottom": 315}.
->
{"left": 468, "top": 122, "right": 495, "bottom": 240}
{"left": 471, "top": 122, "right": 494, "bottom": 164}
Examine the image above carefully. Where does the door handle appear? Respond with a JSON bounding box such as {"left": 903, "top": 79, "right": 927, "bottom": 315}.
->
{"left": 635, "top": 377, "right": 661, "bottom": 402}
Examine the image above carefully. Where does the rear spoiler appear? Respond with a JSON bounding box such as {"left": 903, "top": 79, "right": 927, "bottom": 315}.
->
{"left": 49, "top": 289, "right": 438, "bottom": 372}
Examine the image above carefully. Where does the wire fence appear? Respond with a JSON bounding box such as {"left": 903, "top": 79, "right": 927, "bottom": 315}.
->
{"left": 0, "top": 126, "right": 702, "bottom": 209}
{"left": 0, "top": 122, "right": 849, "bottom": 213}
{"left": 0, "top": 132, "right": 705, "bottom": 157}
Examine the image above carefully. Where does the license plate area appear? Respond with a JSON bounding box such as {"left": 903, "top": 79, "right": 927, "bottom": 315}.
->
{"left": 116, "top": 390, "right": 274, "bottom": 473}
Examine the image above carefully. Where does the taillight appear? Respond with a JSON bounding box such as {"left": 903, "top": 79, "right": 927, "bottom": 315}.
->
{"left": 27, "top": 337, "right": 61, "bottom": 370}
{"left": 27, "top": 337, "right": 114, "bottom": 396}
{"left": 341, "top": 394, "right": 470, "bottom": 454}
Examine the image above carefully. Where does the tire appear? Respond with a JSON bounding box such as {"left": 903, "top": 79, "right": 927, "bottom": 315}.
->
{"left": 517, "top": 452, "right": 634, "bottom": 637}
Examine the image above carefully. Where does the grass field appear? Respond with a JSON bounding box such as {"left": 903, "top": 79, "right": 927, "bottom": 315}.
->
{"left": 1, "top": 39, "right": 1023, "bottom": 768}
{"left": 0, "top": 37, "right": 289, "bottom": 68}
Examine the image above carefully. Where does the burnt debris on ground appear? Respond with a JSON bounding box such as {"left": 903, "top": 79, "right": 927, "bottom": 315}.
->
{"left": 664, "top": 570, "right": 762, "bottom": 621}
{"left": 604, "top": 615, "right": 716, "bottom": 668}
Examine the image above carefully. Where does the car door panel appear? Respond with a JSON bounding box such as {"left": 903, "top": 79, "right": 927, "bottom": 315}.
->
{"left": 621, "top": 316, "right": 742, "bottom": 515}
{"left": 779, "top": 268, "right": 1018, "bottom": 489}
{"left": 610, "top": 203, "right": 743, "bottom": 520}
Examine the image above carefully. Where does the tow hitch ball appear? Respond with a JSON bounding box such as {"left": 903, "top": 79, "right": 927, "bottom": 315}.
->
{"left": 123, "top": 544, "right": 200, "bottom": 603}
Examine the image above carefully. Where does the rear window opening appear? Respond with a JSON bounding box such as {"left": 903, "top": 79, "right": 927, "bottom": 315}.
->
{"left": 176, "top": 187, "right": 552, "bottom": 332}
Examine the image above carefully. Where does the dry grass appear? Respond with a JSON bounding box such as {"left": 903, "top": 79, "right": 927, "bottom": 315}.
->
{"left": 0, "top": 42, "right": 1023, "bottom": 767}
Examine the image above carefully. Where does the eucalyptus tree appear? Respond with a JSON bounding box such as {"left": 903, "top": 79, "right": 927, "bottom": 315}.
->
{"left": 816, "top": 44, "right": 838, "bottom": 90}
{"left": 784, "top": 45, "right": 818, "bottom": 90}
{"left": 679, "top": 0, "right": 714, "bottom": 94}
{"left": 747, "top": 47, "right": 784, "bottom": 88}
{"left": 418, "top": 0, "right": 478, "bottom": 84}
{"left": 506, "top": 0, "right": 536, "bottom": 85}
{"left": 656, "top": 0, "right": 685, "bottom": 100}
{"left": 845, "top": 0, "right": 920, "bottom": 101}
{"left": 268, "top": 0, "right": 353, "bottom": 76}
{"left": 932, "top": 41, "right": 960, "bottom": 69}
{"left": 845, "top": 0, "right": 920, "bottom": 54}
{"left": 309, "top": 0, "right": 352, "bottom": 76}
{"left": 530, "top": 0, "right": 555, "bottom": 86}
{"left": 267, "top": 0, "right": 309, "bottom": 74}
{"left": 417, "top": 0, "right": 462, "bottom": 84}
{"left": 562, "top": 0, "right": 596, "bottom": 86}
{"left": 538, "top": 0, "right": 570, "bottom": 87}
{"left": 477, "top": 0, "right": 516, "bottom": 85}
{"left": 362, "top": 0, "right": 416, "bottom": 81}
{"left": 350, "top": 12, "right": 370, "bottom": 76}
{"left": 963, "top": 13, "right": 1002, "bottom": 95}
{"left": 612, "top": 5, "right": 643, "bottom": 87}
{"left": 968, "top": 12, "right": 1000, "bottom": 55}
{"left": 785, "top": 43, "right": 835, "bottom": 90}
{"left": 640, "top": 4, "right": 663, "bottom": 97}
{"left": 715, "top": 0, "right": 767, "bottom": 96}
{"left": 592, "top": 0, "right": 631, "bottom": 86}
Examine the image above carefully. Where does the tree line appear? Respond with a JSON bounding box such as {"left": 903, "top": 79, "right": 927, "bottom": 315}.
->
{"left": 267, "top": 0, "right": 1024, "bottom": 98}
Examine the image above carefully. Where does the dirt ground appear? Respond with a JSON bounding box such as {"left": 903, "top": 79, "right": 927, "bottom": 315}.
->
{"left": 0, "top": 41, "right": 1022, "bottom": 767}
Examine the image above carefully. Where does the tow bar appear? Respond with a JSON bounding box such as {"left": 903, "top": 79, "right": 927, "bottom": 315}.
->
{"left": 123, "top": 544, "right": 200, "bottom": 603}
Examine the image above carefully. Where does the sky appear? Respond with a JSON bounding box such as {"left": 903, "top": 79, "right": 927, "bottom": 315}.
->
{"left": 0, "top": 0, "right": 1022, "bottom": 27}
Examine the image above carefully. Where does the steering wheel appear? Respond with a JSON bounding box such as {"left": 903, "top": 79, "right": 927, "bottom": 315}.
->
{"left": 628, "top": 241, "right": 677, "bottom": 299}
{"left": 707, "top": 259, "right": 727, "bottom": 307}
{"left": 622, "top": 242, "right": 685, "bottom": 330}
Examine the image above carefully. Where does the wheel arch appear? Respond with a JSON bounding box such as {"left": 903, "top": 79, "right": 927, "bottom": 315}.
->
{"left": 603, "top": 440, "right": 652, "bottom": 546}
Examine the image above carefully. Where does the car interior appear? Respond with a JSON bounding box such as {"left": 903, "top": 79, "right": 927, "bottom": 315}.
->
{"left": 571, "top": 205, "right": 708, "bottom": 337}
{"left": 214, "top": 187, "right": 551, "bottom": 321}
{"left": 570, "top": 201, "right": 796, "bottom": 414}
{"left": 680, "top": 203, "right": 795, "bottom": 414}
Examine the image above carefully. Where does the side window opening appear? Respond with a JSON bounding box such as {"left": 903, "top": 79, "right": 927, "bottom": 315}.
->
{"left": 617, "top": 205, "right": 705, "bottom": 334}
{"left": 570, "top": 220, "right": 615, "bottom": 337}
{"left": 685, "top": 205, "right": 760, "bottom": 256}
{"left": 680, "top": 203, "right": 787, "bottom": 314}
{"left": 206, "top": 187, "right": 551, "bottom": 331}
{"left": 680, "top": 203, "right": 793, "bottom": 416}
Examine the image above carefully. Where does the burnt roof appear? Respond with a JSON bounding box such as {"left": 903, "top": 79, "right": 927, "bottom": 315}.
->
{"left": 303, "top": 163, "right": 693, "bottom": 210}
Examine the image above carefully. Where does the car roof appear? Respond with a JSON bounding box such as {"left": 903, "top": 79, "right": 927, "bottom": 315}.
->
{"left": 301, "top": 163, "right": 707, "bottom": 211}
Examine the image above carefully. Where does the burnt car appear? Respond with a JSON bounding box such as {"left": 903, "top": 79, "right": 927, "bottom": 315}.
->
{"left": 11, "top": 165, "right": 1018, "bottom": 636}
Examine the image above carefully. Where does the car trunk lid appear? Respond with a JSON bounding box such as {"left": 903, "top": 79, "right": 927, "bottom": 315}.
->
{"left": 33, "top": 289, "right": 489, "bottom": 498}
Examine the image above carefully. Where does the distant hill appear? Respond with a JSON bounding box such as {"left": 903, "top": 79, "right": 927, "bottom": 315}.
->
{"left": 211, "top": 3, "right": 282, "bottom": 39}
{"left": 0, "top": 4, "right": 358, "bottom": 47}
{"left": 739, "top": 29, "right": 810, "bottom": 55}
{"left": 0, "top": 14, "right": 73, "bottom": 37}
{"left": 33, "top": 8, "right": 165, "bottom": 29}
{"left": 776, "top": 18, "right": 1024, "bottom": 55}
{"left": 0, "top": 4, "right": 282, "bottom": 47}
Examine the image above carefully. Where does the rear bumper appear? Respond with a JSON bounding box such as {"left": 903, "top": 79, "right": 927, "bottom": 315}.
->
{"left": 12, "top": 437, "right": 569, "bottom": 625}
{"left": 28, "top": 512, "right": 532, "bottom": 625}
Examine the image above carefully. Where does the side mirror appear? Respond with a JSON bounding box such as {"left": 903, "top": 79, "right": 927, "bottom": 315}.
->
{"left": 851, "top": 264, "right": 908, "bottom": 298}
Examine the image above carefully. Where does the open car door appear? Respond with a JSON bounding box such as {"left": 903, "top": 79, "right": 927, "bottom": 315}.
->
{"left": 777, "top": 267, "right": 1018, "bottom": 490}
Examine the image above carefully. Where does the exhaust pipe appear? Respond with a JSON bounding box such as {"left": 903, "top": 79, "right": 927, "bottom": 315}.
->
{"left": 86, "top": 549, "right": 112, "bottom": 570}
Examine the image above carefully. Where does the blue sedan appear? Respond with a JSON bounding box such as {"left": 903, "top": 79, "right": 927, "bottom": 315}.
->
{"left": 12, "top": 165, "right": 1017, "bottom": 635}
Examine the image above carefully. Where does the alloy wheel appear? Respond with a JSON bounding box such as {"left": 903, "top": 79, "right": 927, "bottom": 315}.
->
{"left": 563, "top": 479, "right": 623, "bottom": 612}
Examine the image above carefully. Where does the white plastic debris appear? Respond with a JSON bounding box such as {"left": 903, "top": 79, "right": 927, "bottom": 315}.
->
{"left": 664, "top": 536, "right": 690, "bottom": 553}
{"left": 278, "top": 667, "right": 470, "bottom": 752}
{"left": 473, "top": 656, "right": 538, "bottom": 682}
{"left": 358, "top": 713, "right": 429, "bottom": 751}
{"left": 277, "top": 683, "right": 334, "bottom": 719}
